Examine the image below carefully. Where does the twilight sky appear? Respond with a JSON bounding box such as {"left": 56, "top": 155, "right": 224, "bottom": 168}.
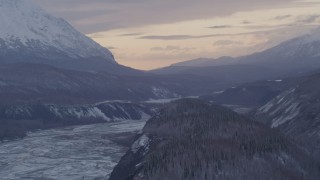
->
{"left": 32, "top": 0, "right": 320, "bottom": 70}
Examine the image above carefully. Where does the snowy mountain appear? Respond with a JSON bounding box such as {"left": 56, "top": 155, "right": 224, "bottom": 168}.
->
{"left": 265, "top": 29, "right": 320, "bottom": 58}
{"left": 239, "top": 27, "right": 320, "bottom": 69}
{"left": 0, "top": 0, "right": 131, "bottom": 73}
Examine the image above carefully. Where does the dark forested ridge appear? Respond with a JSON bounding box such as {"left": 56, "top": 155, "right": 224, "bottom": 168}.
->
{"left": 109, "top": 99, "right": 319, "bottom": 180}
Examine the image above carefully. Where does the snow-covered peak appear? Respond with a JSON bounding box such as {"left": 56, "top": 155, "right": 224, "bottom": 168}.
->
{"left": 0, "top": 0, "right": 115, "bottom": 63}
{"left": 263, "top": 26, "right": 320, "bottom": 58}
{"left": 300, "top": 27, "right": 320, "bottom": 43}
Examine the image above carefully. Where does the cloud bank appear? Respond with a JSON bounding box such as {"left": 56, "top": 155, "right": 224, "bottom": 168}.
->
{"left": 32, "top": 0, "right": 296, "bottom": 33}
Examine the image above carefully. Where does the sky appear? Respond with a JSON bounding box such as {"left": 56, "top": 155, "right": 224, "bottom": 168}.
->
{"left": 32, "top": 0, "right": 320, "bottom": 70}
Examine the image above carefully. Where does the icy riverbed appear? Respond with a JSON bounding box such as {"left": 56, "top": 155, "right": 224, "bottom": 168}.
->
{"left": 0, "top": 120, "right": 147, "bottom": 180}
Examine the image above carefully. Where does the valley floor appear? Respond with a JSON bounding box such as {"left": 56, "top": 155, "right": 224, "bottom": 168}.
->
{"left": 0, "top": 119, "right": 147, "bottom": 180}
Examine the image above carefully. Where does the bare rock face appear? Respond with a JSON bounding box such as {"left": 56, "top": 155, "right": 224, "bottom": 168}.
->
{"left": 109, "top": 99, "right": 319, "bottom": 180}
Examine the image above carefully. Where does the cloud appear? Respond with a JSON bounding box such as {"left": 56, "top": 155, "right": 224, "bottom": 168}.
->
{"left": 294, "top": 1, "right": 320, "bottom": 6}
{"left": 242, "top": 20, "right": 252, "bottom": 24}
{"left": 118, "top": 33, "right": 143, "bottom": 37}
{"left": 141, "top": 35, "right": 199, "bottom": 40}
{"left": 241, "top": 24, "right": 291, "bottom": 30}
{"left": 213, "top": 40, "right": 243, "bottom": 46}
{"left": 150, "top": 45, "right": 196, "bottom": 52}
{"left": 273, "top": 15, "right": 292, "bottom": 20}
{"left": 150, "top": 47, "right": 164, "bottom": 51}
{"left": 32, "top": 0, "right": 298, "bottom": 33}
{"left": 139, "top": 30, "right": 272, "bottom": 40}
{"left": 207, "top": 25, "right": 233, "bottom": 29}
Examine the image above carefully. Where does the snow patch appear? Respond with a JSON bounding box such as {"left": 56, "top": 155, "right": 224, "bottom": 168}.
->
{"left": 271, "top": 110, "right": 299, "bottom": 128}
{"left": 258, "top": 101, "right": 274, "bottom": 113}
{"left": 213, "top": 91, "right": 224, "bottom": 94}
{"left": 271, "top": 102, "right": 300, "bottom": 128}
{"left": 4, "top": 106, "right": 32, "bottom": 117}
{"left": 268, "top": 80, "right": 283, "bottom": 82}
{"left": 131, "top": 134, "right": 150, "bottom": 154}
{"left": 145, "top": 98, "right": 180, "bottom": 104}
{"left": 48, "top": 106, "right": 110, "bottom": 121}
{"left": 94, "top": 100, "right": 131, "bottom": 106}
{"left": 258, "top": 88, "right": 296, "bottom": 115}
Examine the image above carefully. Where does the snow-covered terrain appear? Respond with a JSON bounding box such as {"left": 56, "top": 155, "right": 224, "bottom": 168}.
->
{"left": 0, "top": 0, "right": 120, "bottom": 73}
{"left": 254, "top": 74, "right": 320, "bottom": 161}
{"left": 131, "top": 134, "right": 150, "bottom": 155}
{"left": 0, "top": 120, "right": 147, "bottom": 180}
{"left": 1, "top": 102, "right": 154, "bottom": 122}
{"left": 256, "top": 88, "right": 300, "bottom": 128}
{"left": 267, "top": 27, "right": 320, "bottom": 58}
{"left": 0, "top": 0, "right": 114, "bottom": 61}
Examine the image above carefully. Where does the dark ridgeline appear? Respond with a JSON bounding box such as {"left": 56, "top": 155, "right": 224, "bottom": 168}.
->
{"left": 200, "top": 74, "right": 307, "bottom": 109}
{"left": 109, "top": 99, "right": 319, "bottom": 180}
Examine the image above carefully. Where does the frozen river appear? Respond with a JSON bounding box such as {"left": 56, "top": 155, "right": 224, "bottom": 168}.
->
{"left": 0, "top": 120, "right": 147, "bottom": 180}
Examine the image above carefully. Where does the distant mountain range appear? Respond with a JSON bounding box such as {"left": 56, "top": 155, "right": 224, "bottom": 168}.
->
{"left": 0, "top": 0, "right": 220, "bottom": 105}
{"left": 151, "top": 27, "right": 320, "bottom": 87}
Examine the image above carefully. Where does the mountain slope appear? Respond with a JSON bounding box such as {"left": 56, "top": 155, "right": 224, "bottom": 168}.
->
{"left": 109, "top": 99, "right": 319, "bottom": 180}
{"left": 151, "top": 57, "right": 235, "bottom": 74}
{"left": 240, "top": 27, "right": 320, "bottom": 67}
{"left": 0, "top": 63, "right": 194, "bottom": 105}
{"left": 153, "top": 64, "right": 285, "bottom": 90}
{"left": 201, "top": 76, "right": 306, "bottom": 108}
{"left": 0, "top": 0, "right": 140, "bottom": 74}
{"left": 172, "top": 56, "right": 235, "bottom": 67}
{"left": 255, "top": 72, "right": 320, "bottom": 161}
{"left": 0, "top": 100, "right": 158, "bottom": 140}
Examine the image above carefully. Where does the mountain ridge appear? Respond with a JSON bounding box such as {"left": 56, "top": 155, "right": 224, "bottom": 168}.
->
{"left": 254, "top": 72, "right": 320, "bottom": 161}
{"left": 0, "top": 0, "right": 134, "bottom": 73}
{"left": 150, "top": 27, "right": 320, "bottom": 86}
